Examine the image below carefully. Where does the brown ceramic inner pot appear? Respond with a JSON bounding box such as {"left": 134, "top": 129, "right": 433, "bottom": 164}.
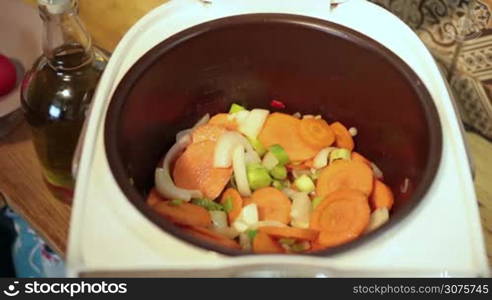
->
{"left": 105, "top": 14, "right": 442, "bottom": 256}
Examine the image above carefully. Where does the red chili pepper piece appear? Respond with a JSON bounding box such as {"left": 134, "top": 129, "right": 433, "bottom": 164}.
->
{"left": 270, "top": 99, "right": 286, "bottom": 109}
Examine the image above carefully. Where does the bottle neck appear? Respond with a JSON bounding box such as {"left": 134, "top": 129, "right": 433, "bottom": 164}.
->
{"left": 39, "top": 1, "right": 93, "bottom": 71}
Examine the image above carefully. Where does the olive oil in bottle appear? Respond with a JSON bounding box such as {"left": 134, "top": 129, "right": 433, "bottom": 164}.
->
{"left": 21, "top": 0, "right": 107, "bottom": 201}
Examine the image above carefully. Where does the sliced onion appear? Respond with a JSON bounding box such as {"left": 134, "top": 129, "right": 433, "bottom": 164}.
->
{"left": 313, "top": 147, "right": 336, "bottom": 169}
{"left": 210, "top": 210, "right": 228, "bottom": 229}
{"left": 290, "top": 192, "right": 311, "bottom": 229}
{"left": 239, "top": 232, "right": 252, "bottom": 251}
{"left": 232, "top": 203, "right": 258, "bottom": 232}
{"left": 214, "top": 132, "right": 241, "bottom": 168}
{"left": 214, "top": 132, "right": 259, "bottom": 168}
{"left": 237, "top": 109, "right": 269, "bottom": 139}
{"left": 371, "top": 162, "right": 384, "bottom": 179}
{"left": 232, "top": 145, "right": 252, "bottom": 197}
{"left": 245, "top": 151, "right": 261, "bottom": 164}
{"left": 175, "top": 129, "right": 192, "bottom": 142}
{"left": 175, "top": 113, "right": 209, "bottom": 141}
{"left": 193, "top": 113, "right": 210, "bottom": 128}
{"left": 233, "top": 110, "right": 250, "bottom": 124}
{"left": 155, "top": 134, "right": 202, "bottom": 201}
{"left": 365, "top": 208, "right": 389, "bottom": 233}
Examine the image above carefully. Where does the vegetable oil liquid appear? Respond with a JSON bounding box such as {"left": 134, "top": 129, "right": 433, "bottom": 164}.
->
{"left": 21, "top": 44, "right": 107, "bottom": 199}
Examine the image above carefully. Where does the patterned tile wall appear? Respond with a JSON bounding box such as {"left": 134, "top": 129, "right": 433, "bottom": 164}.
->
{"left": 369, "top": 0, "right": 492, "bottom": 139}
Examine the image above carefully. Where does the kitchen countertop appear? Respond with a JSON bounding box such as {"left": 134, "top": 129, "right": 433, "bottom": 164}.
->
{"left": 0, "top": 0, "right": 490, "bottom": 266}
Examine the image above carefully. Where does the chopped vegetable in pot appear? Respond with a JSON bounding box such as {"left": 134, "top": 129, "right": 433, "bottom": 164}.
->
{"left": 148, "top": 102, "right": 394, "bottom": 254}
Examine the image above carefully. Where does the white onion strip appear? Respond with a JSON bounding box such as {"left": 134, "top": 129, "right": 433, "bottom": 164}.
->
{"left": 237, "top": 109, "right": 269, "bottom": 139}
{"left": 214, "top": 132, "right": 259, "bottom": 168}
{"left": 175, "top": 113, "right": 210, "bottom": 141}
{"left": 155, "top": 134, "right": 202, "bottom": 201}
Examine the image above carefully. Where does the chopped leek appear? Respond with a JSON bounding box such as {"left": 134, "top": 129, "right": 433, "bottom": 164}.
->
{"left": 246, "top": 229, "right": 258, "bottom": 240}
{"left": 269, "top": 144, "right": 290, "bottom": 165}
{"left": 272, "top": 180, "right": 284, "bottom": 190}
{"left": 247, "top": 163, "right": 272, "bottom": 190}
{"left": 247, "top": 137, "right": 267, "bottom": 157}
{"left": 294, "top": 174, "right": 315, "bottom": 193}
{"left": 311, "top": 196, "right": 324, "bottom": 209}
{"left": 170, "top": 199, "right": 184, "bottom": 206}
{"left": 270, "top": 165, "right": 287, "bottom": 180}
{"left": 329, "top": 148, "right": 351, "bottom": 164}
{"left": 191, "top": 198, "right": 224, "bottom": 211}
{"left": 229, "top": 103, "right": 246, "bottom": 114}
{"left": 290, "top": 192, "right": 311, "bottom": 229}
{"left": 262, "top": 151, "right": 279, "bottom": 170}
{"left": 223, "top": 196, "right": 233, "bottom": 213}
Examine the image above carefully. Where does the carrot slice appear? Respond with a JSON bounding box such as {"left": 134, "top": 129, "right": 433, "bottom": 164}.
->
{"left": 298, "top": 118, "right": 335, "bottom": 149}
{"left": 316, "top": 159, "right": 373, "bottom": 198}
{"left": 182, "top": 226, "right": 241, "bottom": 249}
{"left": 208, "top": 113, "right": 237, "bottom": 130}
{"left": 258, "top": 112, "right": 318, "bottom": 162}
{"left": 252, "top": 231, "right": 284, "bottom": 254}
{"left": 147, "top": 188, "right": 165, "bottom": 207}
{"left": 330, "top": 122, "right": 354, "bottom": 151}
{"left": 152, "top": 201, "right": 211, "bottom": 227}
{"left": 259, "top": 226, "right": 319, "bottom": 241}
{"left": 250, "top": 187, "right": 292, "bottom": 224}
{"left": 310, "top": 189, "right": 370, "bottom": 247}
{"left": 369, "top": 180, "right": 394, "bottom": 210}
{"left": 351, "top": 152, "right": 371, "bottom": 166}
{"left": 192, "top": 124, "right": 227, "bottom": 143}
{"left": 173, "top": 140, "right": 232, "bottom": 199}
{"left": 220, "top": 188, "right": 243, "bottom": 223}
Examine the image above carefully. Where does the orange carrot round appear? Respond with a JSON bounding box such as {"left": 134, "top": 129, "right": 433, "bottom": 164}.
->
{"left": 316, "top": 159, "right": 374, "bottom": 198}
{"left": 330, "top": 121, "right": 354, "bottom": 151}
{"left": 310, "top": 189, "right": 370, "bottom": 247}
{"left": 173, "top": 140, "right": 232, "bottom": 199}
{"left": 192, "top": 124, "right": 227, "bottom": 143}
{"left": 351, "top": 152, "right": 371, "bottom": 166}
{"left": 298, "top": 118, "right": 335, "bottom": 149}
{"left": 182, "top": 226, "right": 241, "bottom": 249}
{"left": 153, "top": 201, "right": 211, "bottom": 227}
{"left": 221, "top": 188, "right": 243, "bottom": 223}
{"left": 369, "top": 179, "right": 394, "bottom": 210}
{"left": 258, "top": 113, "right": 318, "bottom": 162}
{"left": 259, "top": 226, "right": 319, "bottom": 241}
{"left": 208, "top": 113, "right": 237, "bottom": 130}
{"left": 252, "top": 231, "right": 284, "bottom": 254}
{"left": 250, "top": 187, "right": 292, "bottom": 224}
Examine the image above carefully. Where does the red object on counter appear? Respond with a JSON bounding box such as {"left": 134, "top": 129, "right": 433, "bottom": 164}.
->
{"left": 0, "top": 54, "right": 17, "bottom": 97}
{"left": 270, "top": 99, "right": 286, "bottom": 109}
